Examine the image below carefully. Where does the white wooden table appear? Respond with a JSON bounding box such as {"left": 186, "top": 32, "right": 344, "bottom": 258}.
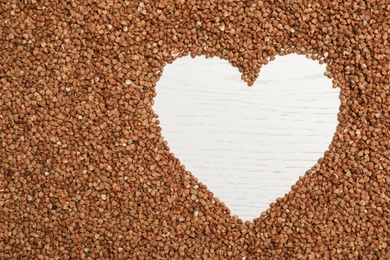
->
{"left": 153, "top": 54, "right": 340, "bottom": 221}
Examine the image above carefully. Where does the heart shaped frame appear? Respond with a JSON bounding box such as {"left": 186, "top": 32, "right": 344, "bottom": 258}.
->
{"left": 0, "top": 0, "right": 389, "bottom": 258}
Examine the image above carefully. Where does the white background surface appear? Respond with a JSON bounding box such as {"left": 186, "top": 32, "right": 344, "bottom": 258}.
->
{"left": 153, "top": 54, "right": 340, "bottom": 222}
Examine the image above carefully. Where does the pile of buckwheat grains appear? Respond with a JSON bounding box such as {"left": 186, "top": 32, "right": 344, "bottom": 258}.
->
{"left": 0, "top": 0, "right": 389, "bottom": 258}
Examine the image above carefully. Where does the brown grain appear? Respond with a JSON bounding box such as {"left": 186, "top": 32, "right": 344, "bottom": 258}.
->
{"left": 0, "top": 0, "right": 389, "bottom": 258}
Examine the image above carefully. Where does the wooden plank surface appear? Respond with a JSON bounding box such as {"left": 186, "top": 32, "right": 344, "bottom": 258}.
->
{"left": 153, "top": 54, "right": 340, "bottom": 221}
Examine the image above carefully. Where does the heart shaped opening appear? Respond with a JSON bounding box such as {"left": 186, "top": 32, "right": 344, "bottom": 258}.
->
{"left": 153, "top": 54, "right": 340, "bottom": 222}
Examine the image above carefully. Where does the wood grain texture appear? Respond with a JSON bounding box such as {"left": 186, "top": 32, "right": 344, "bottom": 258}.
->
{"left": 154, "top": 54, "right": 340, "bottom": 221}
